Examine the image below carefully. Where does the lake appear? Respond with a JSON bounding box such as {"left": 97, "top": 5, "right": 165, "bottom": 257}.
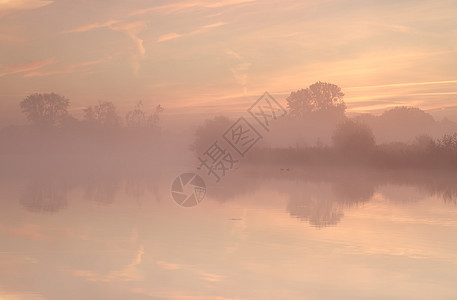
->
{"left": 1, "top": 165, "right": 457, "bottom": 299}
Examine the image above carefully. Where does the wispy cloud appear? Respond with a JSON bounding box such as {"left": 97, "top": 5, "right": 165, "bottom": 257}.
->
{"left": 156, "top": 260, "right": 182, "bottom": 270}
{"left": 157, "top": 32, "right": 183, "bottom": 42}
{"left": 346, "top": 80, "right": 457, "bottom": 90}
{"left": 63, "top": 19, "right": 147, "bottom": 58}
{"left": 0, "top": 223, "right": 51, "bottom": 241}
{"left": 157, "top": 22, "right": 227, "bottom": 42}
{"left": 63, "top": 20, "right": 146, "bottom": 74}
{"left": 198, "top": 21, "right": 227, "bottom": 29}
{"left": 0, "top": 58, "right": 54, "bottom": 77}
{"left": 61, "top": 20, "right": 119, "bottom": 34}
{"left": 0, "top": 0, "right": 52, "bottom": 15}
{"left": 156, "top": 260, "right": 224, "bottom": 283}
{"left": 110, "top": 21, "right": 147, "bottom": 57}
{"left": 0, "top": 289, "right": 47, "bottom": 300}
{"left": 129, "top": 0, "right": 256, "bottom": 17}
{"left": 189, "top": 21, "right": 227, "bottom": 35}
{"left": 226, "top": 49, "right": 251, "bottom": 94}
{"left": 24, "top": 58, "right": 107, "bottom": 77}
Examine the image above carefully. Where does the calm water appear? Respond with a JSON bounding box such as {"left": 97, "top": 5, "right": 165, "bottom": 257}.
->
{"left": 1, "top": 166, "right": 457, "bottom": 300}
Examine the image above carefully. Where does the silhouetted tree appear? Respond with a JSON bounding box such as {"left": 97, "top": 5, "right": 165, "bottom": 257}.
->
{"left": 381, "top": 106, "right": 435, "bottom": 125}
{"left": 436, "top": 133, "right": 457, "bottom": 151}
{"left": 332, "top": 119, "right": 375, "bottom": 154}
{"left": 125, "top": 101, "right": 147, "bottom": 128}
{"left": 125, "top": 102, "right": 164, "bottom": 128}
{"left": 84, "top": 101, "right": 121, "bottom": 127}
{"left": 147, "top": 104, "right": 164, "bottom": 129}
{"left": 358, "top": 106, "right": 436, "bottom": 144}
{"left": 286, "top": 81, "right": 345, "bottom": 118}
{"left": 20, "top": 93, "right": 69, "bottom": 127}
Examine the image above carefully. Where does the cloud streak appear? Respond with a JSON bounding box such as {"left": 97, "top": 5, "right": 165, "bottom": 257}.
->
{"left": 157, "top": 22, "right": 227, "bottom": 42}
{"left": 129, "top": 0, "right": 256, "bottom": 17}
{"left": 0, "top": 59, "right": 54, "bottom": 77}
{"left": 63, "top": 20, "right": 146, "bottom": 74}
{"left": 61, "top": 20, "right": 119, "bottom": 34}
{"left": 0, "top": 0, "right": 52, "bottom": 15}
{"left": 347, "top": 80, "right": 457, "bottom": 90}
{"left": 24, "top": 58, "right": 107, "bottom": 77}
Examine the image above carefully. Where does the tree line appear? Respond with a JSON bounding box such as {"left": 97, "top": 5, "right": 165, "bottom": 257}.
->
{"left": 194, "top": 81, "right": 457, "bottom": 169}
{"left": 19, "top": 92, "right": 163, "bottom": 130}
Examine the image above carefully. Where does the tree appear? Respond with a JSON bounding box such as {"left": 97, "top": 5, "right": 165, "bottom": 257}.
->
{"left": 20, "top": 93, "right": 70, "bottom": 127}
{"left": 286, "top": 81, "right": 346, "bottom": 118}
{"left": 332, "top": 119, "right": 375, "bottom": 153}
{"left": 125, "top": 101, "right": 147, "bottom": 128}
{"left": 147, "top": 104, "right": 164, "bottom": 129}
{"left": 381, "top": 106, "right": 435, "bottom": 125}
{"left": 125, "top": 102, "right": 164, "bottom": 129}
{"left": 84, "top": 101, "right": 121, "bottom": 127}
{"left": 436, "top": 133, "right": 457, "bottom": 151}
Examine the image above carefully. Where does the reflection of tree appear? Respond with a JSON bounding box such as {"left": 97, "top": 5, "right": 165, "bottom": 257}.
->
{"left": 124, "top": 178, "right": 147, "bottom": 200}
{"left": 20, "top": 179, "right": 68, "bottom": 213}
{"left": 286, "top": 172, "right": 375, "bottom": 228}
{"left": 332, "top": 178, "right": 375, "bottom": 205}
{"left": 426, "top": 177, "right": 457, "bottom": 205}
{"left": 84, "top": 179, "right": 119, "bottom": 204}
{"left": 287, "top": 192, "right": 343, "bottom": 228}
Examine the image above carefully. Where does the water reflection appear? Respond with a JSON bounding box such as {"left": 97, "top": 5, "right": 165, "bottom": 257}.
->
{"left": 21, "top": 178, "right": 68, "bottom": 213}
{"left": 287, "top": 185, "right": 344, "bottom": 227}
{"left": 14, "top": 163, "right": 457, "bottom": 228}
{"left": 2, "top": 163, "right": 457, "bottom": 299}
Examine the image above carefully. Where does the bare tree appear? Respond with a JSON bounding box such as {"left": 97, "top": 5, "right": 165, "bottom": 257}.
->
{"left": 286, "top": 81, "right": 345, "bottom": 118}
{"left": 125, "top": 102, "right": 163, "bottom": 129}
{"left": 84, "top": 101, "right": 121, "bottom": 127}
{"left": 20, "top": 93, "right": 70, "bottom": 127}
{"left": 147, "top": 104, "right": 164, "bottom": 129}
{"left": 125, "top": 101, "right": 147, "bottom": 128}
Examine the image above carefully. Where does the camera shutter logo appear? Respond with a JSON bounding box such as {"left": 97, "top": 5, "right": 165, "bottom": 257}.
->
{"left": 171, "top": 173, "right": 206, "bottom": 207}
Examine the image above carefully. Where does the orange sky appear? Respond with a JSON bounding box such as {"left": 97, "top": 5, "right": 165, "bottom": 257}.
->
{"left": 1, "top": 0, "right": 456, "bottom": 127}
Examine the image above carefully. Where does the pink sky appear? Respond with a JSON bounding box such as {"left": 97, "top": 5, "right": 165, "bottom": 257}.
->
{"left": 1, "top": 0, "right": 456, "bottom": 128}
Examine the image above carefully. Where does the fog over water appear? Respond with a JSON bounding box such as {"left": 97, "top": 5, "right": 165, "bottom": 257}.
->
{"left": 1, "top": 84, "right": 457, "bottom": 299}
{"left": 2, "top": 0, "right": 457, "bottom": 297}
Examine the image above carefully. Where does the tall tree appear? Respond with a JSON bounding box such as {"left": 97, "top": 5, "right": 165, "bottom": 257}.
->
{"left": 286, "top": 82, "right": 345, "bottom": 118}
{"left": 20, "top": 93, "right": 70, "bottom": 127}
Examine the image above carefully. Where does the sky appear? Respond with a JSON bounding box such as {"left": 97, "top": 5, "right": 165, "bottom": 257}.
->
{"left": 1, "top": 0, "right": 457, "bottom": 128}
